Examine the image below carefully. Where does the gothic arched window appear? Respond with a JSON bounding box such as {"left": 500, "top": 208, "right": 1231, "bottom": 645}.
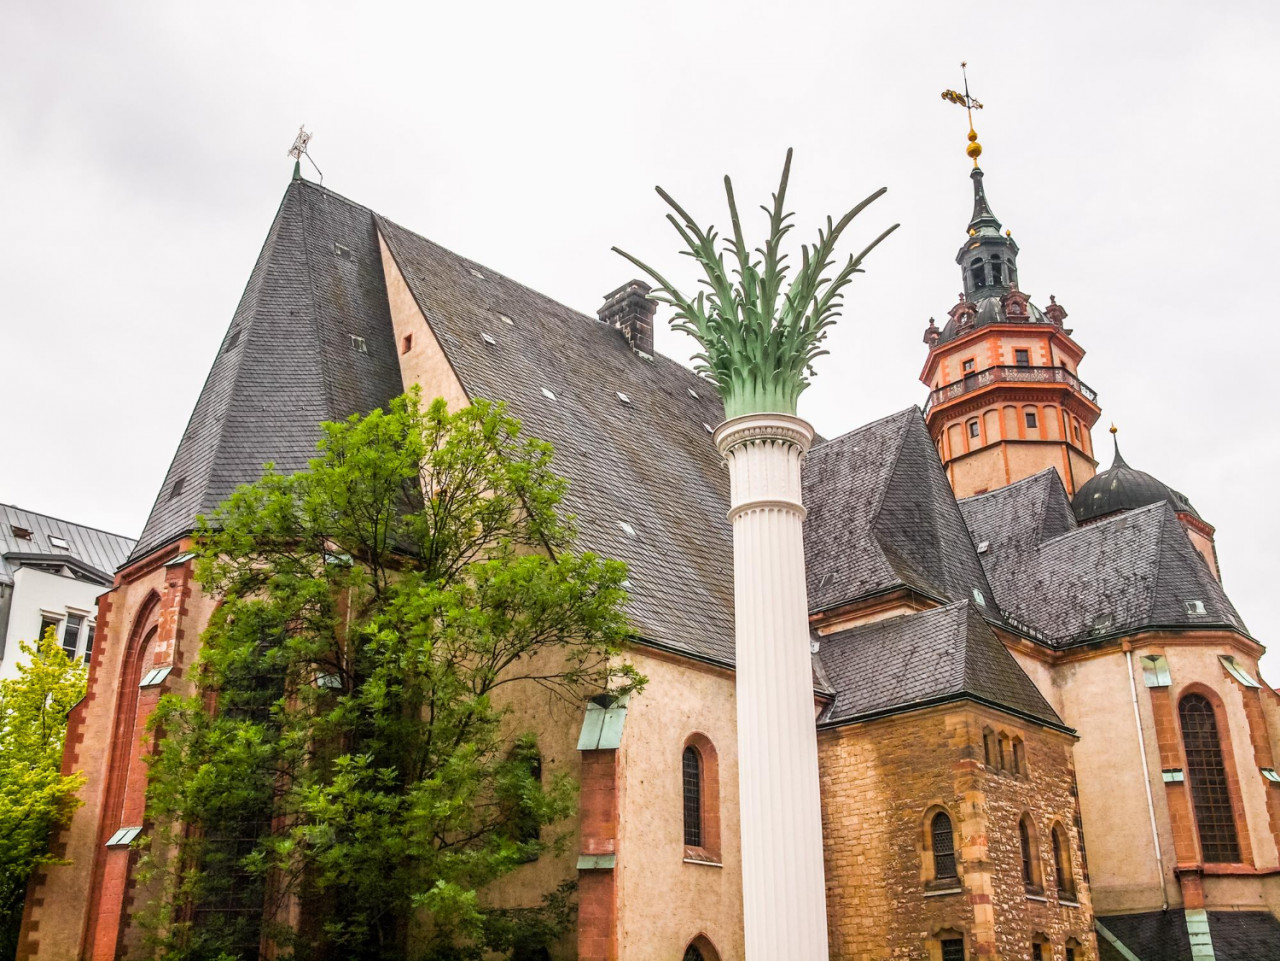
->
{"left": 932, "top": 811, "right": 957, "bottom": 879}
{"left": 1052, "top": 822, "right": 1076, "bottom": 900}
{"left": 970, "top": 258, "right": 986, "bottom": 290}
{"left": 1179, "top": 693, "right": 1241, "bottom": 863}
{"left": 1019, "top": 815, "right": 1042, "bottom": 891}
{"left": 682, "top": 745, "right": 702, "bottom": 848}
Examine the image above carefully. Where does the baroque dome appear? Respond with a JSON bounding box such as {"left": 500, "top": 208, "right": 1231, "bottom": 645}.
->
{"left": 1072, "top": 434, "right": 1201, "bottom": 523}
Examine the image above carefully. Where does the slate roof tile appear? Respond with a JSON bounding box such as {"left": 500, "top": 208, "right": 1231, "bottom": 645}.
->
{"left": 815, "top": 600, "right": 1064, "bottom": 728}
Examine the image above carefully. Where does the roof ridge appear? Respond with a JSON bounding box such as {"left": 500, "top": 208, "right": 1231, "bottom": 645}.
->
{"left": 1037, "top": 498, "right": 1168, "bottom": 549}
{"left": 1, "top": 504, "right": 136, "bottom": 543}
{"left": 809, "top": 405, "right": 920, "bottom": 453}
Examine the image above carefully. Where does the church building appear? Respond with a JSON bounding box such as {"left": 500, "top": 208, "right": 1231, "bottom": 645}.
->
{"left": 18, "top": 146, "right": 1280, "bottom": 961}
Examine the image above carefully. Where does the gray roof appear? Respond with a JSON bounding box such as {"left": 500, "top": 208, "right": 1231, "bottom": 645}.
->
{"left": 1098, "top": 911, "right": 1280, "bottom": 961}
{"left": 933, "top": 291, "right": 1054, "bottom": 347}
{"left": 1072, "top": 436, "right": 1201, "bottom": 523}
{"left": 376, "top": 216, "right": 735, "bottom": 662}
{"left": 961, "top": 469, "right": 1244, "bottom": 646}
{"left": 815, "top": 600, "right": 1065, "bottom": 729}
{"left": 1, "top": 504, "right": 135, "bottom": 586}
{"left": 803, "top": 407, "right": 997, "bottom": 615}
{"left": 129, "top": 181, "right": 404, "bottom": 562}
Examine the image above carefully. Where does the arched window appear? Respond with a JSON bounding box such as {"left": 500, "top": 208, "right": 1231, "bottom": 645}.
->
{"left": 983, "top": 728, "right": 996, "bottom": 768}
{"left": 683, "top": 935, "right": 720, "bottom": 961}
{"left": 932, "top": 811, "right": 957, "bottom": 879}
{"left": 1019, "top": 815, "right": 1042, "bottom": 892}
{"left": 989, "top": 256, "right": 1003, "bottom": 285}
{"left": 1052, "top": 822, "right": 1076, "bottom": 900}
{"left": 997, "top": 734, "right": 1009, "bottom": 771}
{"left": 682, "top": 745, "right": 702, "bottom": 847}
{"left": 1179, "top": 693, "right": 1241, "bottom": 862}
{"left": 970, "top": 258, "right": 986, "bottom": 290}
{"left": 1011, "top": 738, "right": 1025, "bottom": 776}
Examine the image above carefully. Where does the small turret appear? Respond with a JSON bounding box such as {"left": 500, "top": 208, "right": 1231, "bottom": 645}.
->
{"left": 956, "top": 167, "right": 1021, "bottom": 300}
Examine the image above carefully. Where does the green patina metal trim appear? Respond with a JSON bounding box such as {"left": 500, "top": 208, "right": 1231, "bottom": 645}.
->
{"left": 576, "top": 693, "right": 630, "bottom": 751}
{"left": 576, "top": 854, "right": 616, "bottom": 871}
{"left": 614, "top": 150, "right": 897, "bottom": 418}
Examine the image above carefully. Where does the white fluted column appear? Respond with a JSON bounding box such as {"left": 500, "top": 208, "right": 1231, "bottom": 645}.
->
{"left": 714, "top": 412, "right": 829, "bottom": 961}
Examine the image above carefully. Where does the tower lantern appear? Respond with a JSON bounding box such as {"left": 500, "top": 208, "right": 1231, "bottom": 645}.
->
{"left": 927, "top": 69, "right": 1102, "bottom": 498}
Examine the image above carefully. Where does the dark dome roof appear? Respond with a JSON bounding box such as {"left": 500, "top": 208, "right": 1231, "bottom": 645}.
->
{"left": 1072, "top": 436, "right": 1201, "bottom": 523}
{"left": 934, "top": 292, "right": 1050, "bottom": 346}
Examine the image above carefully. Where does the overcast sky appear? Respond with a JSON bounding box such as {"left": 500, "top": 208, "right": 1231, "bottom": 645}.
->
{"left": 3, "top": 1, "right": 1278, "bottom": 676}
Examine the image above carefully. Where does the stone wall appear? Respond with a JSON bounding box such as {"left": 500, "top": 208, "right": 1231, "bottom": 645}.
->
{"left": 818, "top": 703, "right": 1097, "bottom": 961}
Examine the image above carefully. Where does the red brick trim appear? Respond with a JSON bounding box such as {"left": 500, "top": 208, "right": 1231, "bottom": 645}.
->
{"left": 578, "top": 748, "right": 619, "bottom": 961}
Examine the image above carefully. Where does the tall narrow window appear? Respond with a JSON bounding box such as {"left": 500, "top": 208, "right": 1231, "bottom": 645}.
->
{"left": 1012, "top": 738, "right": 1025, "bottom": 775}
{"left": 83, "top": 622, "right": 96, "bottom": 665}
{"left": 1019, "top": 816, "right": 1041, "bottom": 890}
{"left": 968, "top": 420, "right": 980, "bottom": 439}
{"left": 932, "top": 812, "right": 957, "bottom": 879}
{"left": 983, "top": 728, "right": 996, "bottom": 767}
{"left": 62, "top": 614, "right": 83, "bottom": 659}
{"left": 682, "top": 746, "right": 702, "bottom": 847}
{"left": 1052, "top": 824, "right": 1075, "bottom": 899}
{"left": 1179, "top": 693, "right": 1241, "bottom": 862}
{"left": 990, "top": 257, "right": 1003, "bottom": 285}
{"left": 1024, "top": 410, "right": 1038, "bottom": 429}
{"left": 1032, "top": 944, "right": 1045, "bottom": 961}
{"left": 970, "top": 259, "right": 986, "bottom": 290}
{"left": 941, "top": 938, "right": 965, "bottom": 961}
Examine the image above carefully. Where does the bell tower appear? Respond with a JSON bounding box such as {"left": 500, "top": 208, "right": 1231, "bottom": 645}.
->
{"left": 923, "top": 85, "right": 1101, "bottom": 497}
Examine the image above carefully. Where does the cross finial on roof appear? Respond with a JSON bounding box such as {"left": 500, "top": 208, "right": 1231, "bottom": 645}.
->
{"left": 941, "top": 62, "right": 985, "bottom": 167}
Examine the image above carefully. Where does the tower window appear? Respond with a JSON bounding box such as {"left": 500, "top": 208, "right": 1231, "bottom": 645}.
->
{"left": 1179, "top": 693, "right": 1241, "bottom": 862}
{"left": 1012, "top": 738, "right": 1025, "bottom": 775}
{"left": 1014, "top": 349, "right": 1030, "bottom": 366}
{"left": 969, "top": 258, "right": 986, "bottom": 290}
{"left": 1052, "top": 823, "right": 1076, "bottom": 900}
{"left": 963, "top": 358, "right": 975, "bottom": 373}
{"left": 931, "top": 811, "right": 957, "bottom": 879}
{"left": 1019, "top": 815, "right": 1042, "bottom": 891}
{"left": 968, "top": 420, "right": 980, "bottom": 439}
{"left": 682, "top": 745, "right": 702, "bottom": 847}
{"left": 1025, "top": 410, "right": 1038, "bottom": 429}
{"left": 990, "top": 257, "right": 1003, "bottom": 285}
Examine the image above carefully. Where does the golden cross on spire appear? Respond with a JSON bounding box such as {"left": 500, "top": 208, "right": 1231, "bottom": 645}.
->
{"left": 941, "top": 62, "right": 984, "bottom": 167}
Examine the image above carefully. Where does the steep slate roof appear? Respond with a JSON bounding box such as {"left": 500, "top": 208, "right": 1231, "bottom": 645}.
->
{"left": 960, "top": 470, "right": 1245, "bottom": 646}
{"left": 1098, "top": 911, "right": 1280, "bottom": 961}
{"left": 1, "top": 504, "right": 135, "bottom": 586}
{"left": 1073, "top": 436, "right": 1202, "bottom": 523}
{"left": 803, "top": 407, "right": 997, "bottom": 617}
{"left": 130, "top": 181, "right": 403, "bottom": 562}
{"left": 814, "top": 600, "right": 1065, "bottom": 729}
{"left": 376, "top": 217, "right": 735, "bottom": 663}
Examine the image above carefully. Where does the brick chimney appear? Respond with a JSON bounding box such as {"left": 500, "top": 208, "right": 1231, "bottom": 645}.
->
{"left": 598, "top": 280, "right": 655, "bottom": 357}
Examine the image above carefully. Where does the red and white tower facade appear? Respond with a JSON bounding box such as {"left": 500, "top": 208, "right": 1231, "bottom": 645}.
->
{"left": 921, "top": 165, "right": 1102, "bottom": 499}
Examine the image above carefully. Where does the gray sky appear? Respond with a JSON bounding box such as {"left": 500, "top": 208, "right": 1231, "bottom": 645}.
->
{"left": 3, "top": 1, "right": 1278, "bottom": 676}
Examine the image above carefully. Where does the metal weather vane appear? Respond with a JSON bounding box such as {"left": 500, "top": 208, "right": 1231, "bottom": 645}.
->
{"left": 612, "top": 150, "right": 898, "bottom": 420}
{"left": 288, "top": 125, "right": 324, "bottom": 183}
{"left": 941, "top": 61, "right": 985, "bottom": 166}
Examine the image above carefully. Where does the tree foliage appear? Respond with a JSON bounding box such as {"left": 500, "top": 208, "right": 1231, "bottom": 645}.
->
{"left": 0, "top": 628, "right": 88, "bottom": 959}
{"left": 142, "top": 393, "right": 638, "bottom": 961}
{"left": 614, "top": 149, "right": 898, "bottom": 419}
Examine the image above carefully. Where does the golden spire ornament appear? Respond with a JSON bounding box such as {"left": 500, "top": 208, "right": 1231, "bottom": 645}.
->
{"left": 941, "top": 62, "right": 984, "bottom": 166}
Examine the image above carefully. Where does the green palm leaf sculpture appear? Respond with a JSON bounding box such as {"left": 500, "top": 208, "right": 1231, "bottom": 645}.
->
{"left": 614, "top": 149, "right": 898, "bottom": 420}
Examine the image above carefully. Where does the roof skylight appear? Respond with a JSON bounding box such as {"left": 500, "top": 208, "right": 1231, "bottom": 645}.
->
{"left": 617, "top": 520, "right": 636, "bottom": 537}
{"left": 541, "top": 387, "right": 556, "bottom": 401}
{"left": 972, "top": 588, "right": 986, "bottom": 608}
{"left": 350, "top": 334, "right": 367, "bottom": 353}
{"left": 703, "top": 423, "right": 714, "bottom": 434}
{"left": 688, "top": 388, "right": 699, "bottom": 399}
{"left": 49, "top": 535, "right": 70, "bottom": 550}
{"left": 1184, "top": 600, "right": 1206, "bottom": 615}
{"left": 482, "top": 333, "right": 496, "bottom": 346}
{"left": 469, "top": 268, "right": 485, "bottom": 279}
{"left": 616, "top": 392, "right": 630, "bottom": 404}
{"left": 976, "top": 540, "right": 990, "bottom": 554}
{"left": 497, "top": 313, "right": 514, "bottom": 325}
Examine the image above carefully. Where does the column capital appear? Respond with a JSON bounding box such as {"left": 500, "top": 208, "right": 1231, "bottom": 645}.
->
{"left": 713, "top": 412, "right": 814, "bottom": 458}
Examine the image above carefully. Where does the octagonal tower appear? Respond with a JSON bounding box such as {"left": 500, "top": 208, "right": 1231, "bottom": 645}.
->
{"left": 921, "top": 166, "right": 1102, "bottom": 498}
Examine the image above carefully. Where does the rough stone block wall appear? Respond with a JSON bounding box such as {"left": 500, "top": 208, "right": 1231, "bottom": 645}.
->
{"left": 818, "top": 704, "right": 1098, "bottom": 961}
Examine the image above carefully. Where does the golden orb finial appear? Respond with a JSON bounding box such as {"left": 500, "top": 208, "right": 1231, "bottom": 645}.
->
{"left": 942, "top": 63, "right": 985, "bottom": 167}
{"left": 1109, "top": 423, "right": 1118, "bottom": 435}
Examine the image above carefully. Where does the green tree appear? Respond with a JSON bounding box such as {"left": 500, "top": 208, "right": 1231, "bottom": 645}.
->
{"left": 142, "top": 392, "right": 639, "bottom": 961}
{"left": 0, "top": 628, "right": 88, "bottom": 959}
